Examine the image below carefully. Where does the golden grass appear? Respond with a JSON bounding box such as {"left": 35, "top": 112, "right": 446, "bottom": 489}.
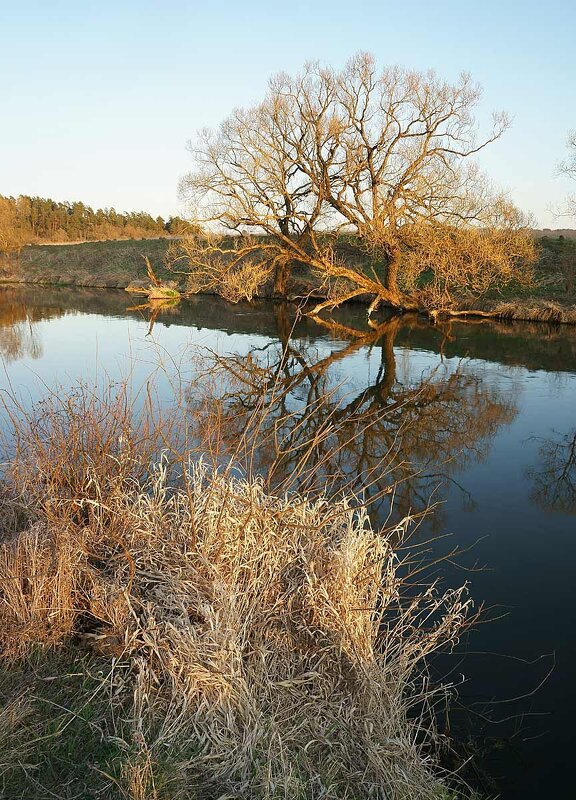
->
{"left": 0, "top": 383, "right": 474, "bottom": 799}
{"left": 452, "top": 297, "right": 576, "bottom": 324}
{"left": 491, "top": 299, "right": 576, "bottom": 324}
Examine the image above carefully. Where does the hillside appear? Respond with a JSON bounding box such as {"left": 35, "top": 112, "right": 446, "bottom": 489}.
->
{"left": 1, "top": 238, "right": 176, "bottom": 289}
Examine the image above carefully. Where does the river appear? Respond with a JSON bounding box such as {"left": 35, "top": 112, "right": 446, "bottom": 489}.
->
{"left": 0, "top": 285, "right": 575, "bottom": 799}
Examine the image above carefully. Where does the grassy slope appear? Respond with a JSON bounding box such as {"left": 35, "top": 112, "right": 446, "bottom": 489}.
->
{"left": 2, "top": 234, "right": 575, "bottom": 309}
{"left": 2, "top": 238, "right": 177, "bottom": 289}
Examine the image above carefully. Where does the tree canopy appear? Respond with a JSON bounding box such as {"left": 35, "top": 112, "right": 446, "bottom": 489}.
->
{"left": 0, "top": 197, "right": 28, "bottom": 259}
{"left": 178, "top": 53, "right": 536, "bottom": 314}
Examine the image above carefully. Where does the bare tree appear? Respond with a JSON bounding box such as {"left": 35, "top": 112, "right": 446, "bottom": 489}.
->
{"left": 176, "top": 53, "right": 536, "bottom": 315}
{"left": 558, "top": 131, "right": 576, "bottom": 217}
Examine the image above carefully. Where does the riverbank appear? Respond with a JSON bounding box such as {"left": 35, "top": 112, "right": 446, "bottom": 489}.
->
{"left": 434, "top": 297, "right": 576, "bottom": 324}
{"left": 2, "top": 236, "right": 575, "bottom": 325}
{"left": 0, "top": 238, "right": 177, "bottom": 289}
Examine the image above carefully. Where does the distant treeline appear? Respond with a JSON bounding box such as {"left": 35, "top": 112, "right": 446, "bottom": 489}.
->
{"left": 0, "top": 194, "right": 186, "bottom": 250}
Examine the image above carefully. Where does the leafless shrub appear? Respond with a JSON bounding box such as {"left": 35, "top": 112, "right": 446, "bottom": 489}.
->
{"left": 171, "top": 231, "right": 274, "bottom": 301}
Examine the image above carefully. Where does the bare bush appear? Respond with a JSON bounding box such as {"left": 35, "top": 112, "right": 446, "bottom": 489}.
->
{"left": 173, "top": 231, "right": 274, "bottom": 301}
{"left": 400, "top": 200, "right": 537, "bottom": 309}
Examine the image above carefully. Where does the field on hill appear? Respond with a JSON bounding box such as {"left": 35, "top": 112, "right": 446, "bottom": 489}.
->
{"left": 0, "top": 238, "right": 176, "bottom": 289}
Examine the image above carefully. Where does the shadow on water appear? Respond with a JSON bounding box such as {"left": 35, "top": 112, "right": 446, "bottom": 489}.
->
{"left": 1, "top": 284, "right": 576, "bottom": 799}
{"left": 3, "top": 282, "right": 576, "bottom": 371}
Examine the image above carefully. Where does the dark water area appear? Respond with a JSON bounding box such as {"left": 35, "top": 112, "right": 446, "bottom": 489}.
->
{"left": 0, "top": 284, "right": 575, "bottom": 799}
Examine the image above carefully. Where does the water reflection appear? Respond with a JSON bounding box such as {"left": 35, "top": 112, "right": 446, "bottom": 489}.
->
{"left": 1, "top": 285, "right": 576, "bottom": 800}
{"left": 0, "top": 287, "right": 49, "bottom": 362}
{"left": 191, "top": 307, "right": 518, "bottom": 526}
{"left": 528, "top": 430, "right": 576, "bottom": 513}
{"left": 127, "top": 297, "right": 182, "bottom": 337}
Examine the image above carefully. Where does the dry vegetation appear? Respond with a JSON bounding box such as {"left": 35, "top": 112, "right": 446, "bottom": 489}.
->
{"left": 0, "top": 377, "right": 476, "bottom": 799}
{"left": 558, "top": 131, "right": 576, "bottom": 218}
{"left": 451, "top": 297, "right": 576, "bottom": 325}
{"left": 0, "top": 198, "right": 28, "bottom": 263}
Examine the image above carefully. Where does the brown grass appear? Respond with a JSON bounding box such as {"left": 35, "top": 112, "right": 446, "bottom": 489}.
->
{"left": 0, "top": 382, "right": 474, "bottom": 799}
{"left": 490, "top": 299, "right": 576, "bottom": 324}
{"left": 451, "top": 297, "right": 576, "bottom": 324}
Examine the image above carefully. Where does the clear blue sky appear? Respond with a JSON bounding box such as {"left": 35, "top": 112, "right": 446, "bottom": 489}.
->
{"left": 1, "top": 0, "right": 574, "bottom": 226}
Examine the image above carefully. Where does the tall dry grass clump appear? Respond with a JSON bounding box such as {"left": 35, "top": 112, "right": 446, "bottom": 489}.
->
{"left": 0, "top": 384, "right": 473, "bottom": 799}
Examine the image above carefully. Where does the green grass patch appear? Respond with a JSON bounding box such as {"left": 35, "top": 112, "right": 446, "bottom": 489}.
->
{"left": 0, "top": 648, "right": 131, "bottom": 799}
{"left": 11, "top": 238, "right": 176, "bottom": 289}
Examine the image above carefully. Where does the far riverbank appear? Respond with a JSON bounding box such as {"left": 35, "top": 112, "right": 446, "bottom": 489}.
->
{"left": 2, "top": 236, "right": 576, "bottom": 324}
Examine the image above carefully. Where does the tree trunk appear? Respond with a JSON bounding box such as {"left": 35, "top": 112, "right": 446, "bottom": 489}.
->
{"left": 273, "top": 259, "right": 291, "bottom": 297}
{"left": 385, "top": 246, "right": 401, "bottom": 299}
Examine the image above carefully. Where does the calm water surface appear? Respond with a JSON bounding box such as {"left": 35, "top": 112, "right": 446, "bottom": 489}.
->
{"left": 1, "top": 285, "right": 575, "bottom": 799}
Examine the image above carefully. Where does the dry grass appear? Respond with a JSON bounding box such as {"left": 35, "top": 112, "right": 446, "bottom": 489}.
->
{"left": 0, "top": 383, "right": 474, "bottom": 799}
{"left": 147, "top": 286, "right": 181, "bottom": 300}
{"left": 453, "top": 297, "right": 576, "bottom": 324}
{"left": 491, "top": 299, "right": 576, "bottom": 324}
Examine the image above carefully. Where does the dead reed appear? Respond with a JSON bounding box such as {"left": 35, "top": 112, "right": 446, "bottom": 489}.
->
{"left": 454, "top": 297, "right": 576, "bottom": 324}
{"left": 0, "top": 380, "right": 474, "bottom": 799}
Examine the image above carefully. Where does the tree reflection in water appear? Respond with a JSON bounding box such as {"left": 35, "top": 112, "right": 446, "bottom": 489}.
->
{"left": 188, "top": 306, "right": 518, "bottom": 528}
{"left": 528, "top": 430, "right": 576, "bottom": 513}
{"left": 0, "top": 289, "right": 46, "bottom": 362}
